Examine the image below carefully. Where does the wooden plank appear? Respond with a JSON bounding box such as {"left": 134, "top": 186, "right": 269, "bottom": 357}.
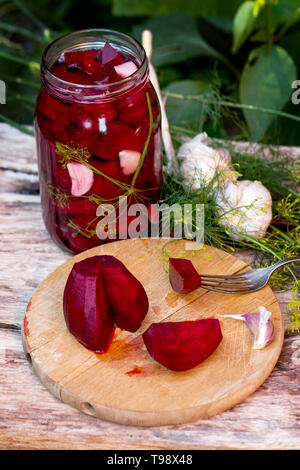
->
{"left": 0, "top": 123, "right": 37, "bottom": 174}
{"left": 1, "top": 327, "right": 300, "bottom": 450}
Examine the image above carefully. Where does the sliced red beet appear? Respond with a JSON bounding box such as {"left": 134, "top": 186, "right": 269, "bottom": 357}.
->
{"left": 51, "top": 165, "right": 72, "bottom": 191}
{"left": 38, "top": 115, "right": 69, "bottom": 144}
{"left": 64, "top": 49, "right": 100, "bottom": 75}
{"left": 70, "top": 106, "right": 99, "bottom": 134}
{"left": 52, "top": 63, "right": 95, "bottom": 85}
{"left": 101, "top": 178, "right": 128, "bottom": 201}
{"left": 169, "top": 258, "right": 202, "bottom": 294}
{"left": 117, "top": 87, "right": 148, "bottom": 124}
{"left": 117, "top": 85, "right": 159, "bottom": 125}
{"left": 55, "top": 198, "right": 98, "bottom": 215}
{"left": 63, "top": 257, "right": 115, "bottom": 352}
{"left": 102, "top": 120, "right": 147, "bottom": 152}
{"left": 55, "top": 217, "right": 101, "bottom": 253}
{"left": 66, "top": 233, "right": 101, "bottom": 253}
{"left": 38, "top": 91, "right": 70, "bottom": 126}
{"left": 98, "top": 255, "right": 149, "bottom": 332}
{"left": 63, "top": 255, "right": 149, "bottom": 351}
{"left": 100, "top": 42, "right": 124, "bottom": 66}
{"left": 91, "top": 160, "right": 132, "bottom": 197}
{"left": 71, "top": 129, "right": 98, "bottom": 149}
{"left": 92, "top": 138, "right": 120, "bottom": 161}
{"left": 142, "top": 318, "right": 223, "bottom": 371}
{"left": 83, "top": 103, "right": 117, "bottom": 121}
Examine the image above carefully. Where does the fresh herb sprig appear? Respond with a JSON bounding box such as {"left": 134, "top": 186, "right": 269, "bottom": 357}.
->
{"left": 161, "top": 137, "right": 300, "bottom": 333}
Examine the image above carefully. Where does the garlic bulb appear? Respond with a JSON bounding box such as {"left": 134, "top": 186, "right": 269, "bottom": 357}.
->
{"left": 177, "top": 133, "right": 238, "bottom": 190}
{"left": 214, "top": 180, "right": 272, "bottom": 240}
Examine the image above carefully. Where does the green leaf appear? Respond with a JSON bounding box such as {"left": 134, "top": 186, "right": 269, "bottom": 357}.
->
{"left": 277, "top": 6, "right": 300, "bottom": 39}
{"left": 280, "top": 30, "right": 300, "bottom": 71}
{"left": 239, "top": 44, "right": 297, "bottom": 141}
{"left": 232, "top": 1, "right": 256, "bottom": 53}
{"left": 132, "top": 14, "right": 223, "bottom": 67}
{"left": 113, "top": 0, "right": 244, "bottom": 32}
{"left": 163, "top": 79, "right": 210, "bottom": 126}
{"left": 255, "top": 0, "right": 300, "bottom": 29}
{"left": 250, "top": 29, "right": 270, "bottom": 42}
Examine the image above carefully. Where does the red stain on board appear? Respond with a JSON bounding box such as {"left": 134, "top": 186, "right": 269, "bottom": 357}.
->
{"left": 94, "top": 330, "right": 165, "bottom": 377}
{"left": 125, "top": 366, "right": 142, "bottom": 376}
{"left": 93, "top": 326, "right": 116, "bottom": 355}
{"left": 25, "top": 298, "right": 32, "bottom": 314}
{"left": 152, "top": 305, "right": 161, "bottom": 315}
{"left": 23, "top": 315, "right": 31, "bottom": 351}
{"left": 24, "top": 297, "right": 33, "bottom": 351}
{"left": 23, "top": 315, "right": 30, "bottom": 336}
{"left": 95, "top": 333, "right": 146, "bottom": 362}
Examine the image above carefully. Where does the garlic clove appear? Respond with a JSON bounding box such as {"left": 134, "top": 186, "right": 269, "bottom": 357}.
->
{"left": 119, "top": 149, "right": 141, "bottom": 175}
{"left": 223, "top": 306, "right": 274, "bottom": 349}
{"left": 114, "top": 61, "right": 137, "bottom": 78}
{"left": 67, "top": 162, "right": 94, "bottom": 196}
{"left": 253, "top": 306, "right": 275, "bottom": 349}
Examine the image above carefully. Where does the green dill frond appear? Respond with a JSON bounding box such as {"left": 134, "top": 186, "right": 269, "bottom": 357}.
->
{"left": 45, "top": 181, "right": 69, "bottom": 208}
{"left": 286, "top": 281, "right": 300, "bottom": 334}
{"left": 55, "top": 141, "right": 91, "bottom": 168}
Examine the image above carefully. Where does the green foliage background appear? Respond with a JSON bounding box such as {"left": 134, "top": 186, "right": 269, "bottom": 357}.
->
{"left": 1, "top": 0, "right": 300, "bottom": 144}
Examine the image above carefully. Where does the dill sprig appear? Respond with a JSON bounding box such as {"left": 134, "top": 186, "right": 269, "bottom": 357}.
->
{"left": 55, "top": 141, "right": 131, "bottom": 192}
{"left": 45, "top": 181, "right": 69, "bottom": 208}
{"left": 286, "top": 281, "right": 300, "bottom": 334}
{"left": 160, "top": 135, "right": 300, "bottom": 332}
{"left": 55, "top": 141, "right": 91, "bottom": 169}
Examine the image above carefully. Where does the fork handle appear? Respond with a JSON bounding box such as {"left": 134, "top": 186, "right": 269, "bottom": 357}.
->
{"left": 268, "top": 257, "right": 300, "bottom": 274}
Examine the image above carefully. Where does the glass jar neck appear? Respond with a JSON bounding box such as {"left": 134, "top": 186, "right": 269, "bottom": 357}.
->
{"left": 40, "top": 28, "right": 149, "bottom": 104}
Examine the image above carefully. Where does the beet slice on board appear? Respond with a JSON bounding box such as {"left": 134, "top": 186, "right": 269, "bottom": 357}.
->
{"left": 98, "top": 255, "right": 149, "bottom": 332}
{"left": 63, "top": 257, "right": 115, "bottom": 352}
{"left": 169, "top": 258, "right": 202, "bottom": 294}
{"left": 63, "top": 255, "right": 149, "bottom": 353}
{"left": 143, "top": 318, "right": 223, "bottom": 371}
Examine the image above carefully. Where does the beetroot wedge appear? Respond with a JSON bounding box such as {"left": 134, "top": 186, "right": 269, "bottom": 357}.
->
{"left": 98, "top": 255, "right": 149, "bottom": 332}
{"left": 63, "top": 255, "right": 149, "bottom": 352}
{"left": 143, "top": 319, "right": 222, "bottom": 371}
{"left": 63, "top": 257, "right": 114, "bottom": 352}
{"left": 169, "top": 258, "right": 202, "bottom": 294}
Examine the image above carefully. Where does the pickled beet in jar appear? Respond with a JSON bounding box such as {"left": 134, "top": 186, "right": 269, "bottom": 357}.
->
{"left": 34, "top": 29, "right": 162, "bottom": 253}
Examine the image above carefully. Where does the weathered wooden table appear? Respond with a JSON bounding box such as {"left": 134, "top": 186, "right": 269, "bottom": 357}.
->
{"left": 0, "top": 123, "right": 299, "bottom": 450}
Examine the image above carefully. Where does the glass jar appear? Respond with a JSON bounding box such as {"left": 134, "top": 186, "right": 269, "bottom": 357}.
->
{"left": 34, "top": 29, "right": 162, "bottom": 254}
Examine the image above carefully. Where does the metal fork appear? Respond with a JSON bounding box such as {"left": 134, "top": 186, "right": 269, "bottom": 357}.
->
{"left": 200, "top": 257, "right": 300, "bottom": 293}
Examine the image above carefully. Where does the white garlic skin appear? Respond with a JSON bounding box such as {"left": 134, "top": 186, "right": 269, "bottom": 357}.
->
{"left": 253, "top": 306, "right": 275, "bottom": 349}
{"left": 214, "top": 180, "right": 272, "bottom": 240}
{"left": 223, "top": 306, "right": 275, "bottom": 350}
{"left": 177, "top": 133, "right": 238, "bottom": 190}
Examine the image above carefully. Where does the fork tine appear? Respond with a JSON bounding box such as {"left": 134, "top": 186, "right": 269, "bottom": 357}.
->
{"left": 201, "top": 277, "right": 249, "bottom": 285}
{"left": 201, "top": 282, "right": 254, "bottom": 289}
{"left": 202, "top": 285, "right": 257, "bottom": 294}
{"left": 201, "top": 272, "right": 250, "bottom": 280}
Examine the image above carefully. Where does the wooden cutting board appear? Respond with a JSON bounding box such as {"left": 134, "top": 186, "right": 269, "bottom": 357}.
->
{"left": 22, "top": 238, "right": 284, "bottom": 427}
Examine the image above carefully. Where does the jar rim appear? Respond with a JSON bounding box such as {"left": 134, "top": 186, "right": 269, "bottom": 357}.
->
{"left": 41, "top": 28, "right": 148, "bottom": 102}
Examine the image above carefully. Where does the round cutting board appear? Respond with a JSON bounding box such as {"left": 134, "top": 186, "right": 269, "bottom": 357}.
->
{"left": 22, "top": 238, "right": 284, "bottom": 426}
